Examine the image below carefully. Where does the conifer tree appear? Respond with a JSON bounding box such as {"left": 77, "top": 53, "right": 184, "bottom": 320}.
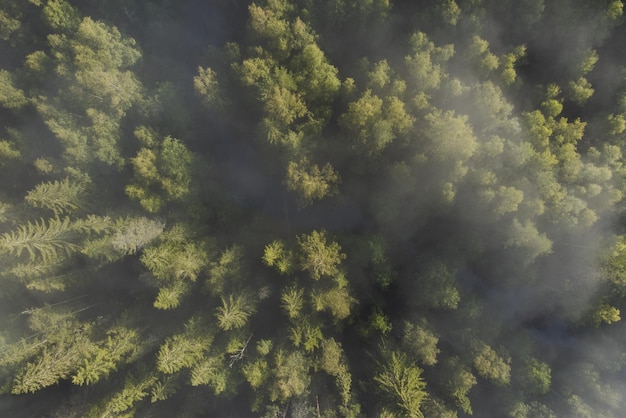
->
{"left": 374, "top": 351, "right": 428, "bottom": 418}
{"left": 25, "top": 178, "right": 87, "bottom": 216}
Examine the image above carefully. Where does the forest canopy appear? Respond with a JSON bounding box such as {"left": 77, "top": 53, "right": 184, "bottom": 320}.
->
{"left": 1, "top": 0, "right": 626, "bottom": 417}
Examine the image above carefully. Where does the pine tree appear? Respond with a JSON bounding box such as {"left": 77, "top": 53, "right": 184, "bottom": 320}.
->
{"left": 157, "top": 318, "right": 213, "bottom": 374}
{"left": 190, "top": 356, "right": 229, "bottom": 394}
{"left": 215, "top": 293, "right": 253, "bottom": 331}
{"left": 104, "top": 371, "right": 158, "bottom": 414}
{"left": 374, "top": 351, "right": 427, "bottom": 418}
{"left": 280, "top": 286, "right": 304, "bottom": 319}
{"left": 25, "top": 178, "right": 86, "bottom": 216}
{"left": 298, "top": 230, "right": 346, "bottom": 280}
{"left": 0, "top": 217, "right": 77, "bottom": 261}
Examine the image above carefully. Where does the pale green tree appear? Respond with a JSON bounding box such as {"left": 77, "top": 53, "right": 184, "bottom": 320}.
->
{"left": 402, "top": 320, "right": 440, "bottom": 366}
{"left": 25, "top": 178, "right": 87, "bottom": 216}
{"left": 286, "top": 158, "right": 339, "bottom": 207}
{"left": 374, "top": 351, "right": 428, "bottom": 418}
{"left": 298, "top": 229, "right": 346, "bottom": 280}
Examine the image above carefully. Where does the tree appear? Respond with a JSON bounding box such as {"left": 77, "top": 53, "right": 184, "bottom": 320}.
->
{"left": 520, "top": 357, "right": 551, "bottom": 395}
{"left": 110, "top": 217, "right": 165, "bottom": 255}
{"left": 404, "top": 32, "right": 454, "bottom": 92}
{"left": 465, "top": 36, "right": 499, "bottom": 78}
{"left": 339, "top": 90, "right": 413, "bottom": 155}
{"left": 286, "top": 158, "right": 340, "bottom": 207}
{"left": 374, "top": 351, "right": 428, "bottom": 418}
{"left": 270, "top": 350, "right": 311, "bottom": 402}
{"left": 445, "top": 357, "right": 477, "bottom": 415}
{"left": 281, "top": 286, "right": 304, "bottom": 319}
{"left": 0, "top": 217, "right": 78, "bottom": 261}
{"left": 34, "top": 16, "right": 143, "bottom": 168}
{"left": 311, "top": 286, "right": 353, "bottom": 320}
{"left": 215, "top": 293, "right": 254, "bottom": 331}
{"left": 103, "top": 371, "right": 158, "bottom": 414}
{"left": 157, "top": 318, "right": 213, "bottom": 374}
{"left": 402, "top": 321, "right": 440, "bottom": 366}
{"left": 568, "top": 77, "right": 594, "bottom": 105}
{"left": 0, "top": 70, "right": 28, "bottom": 109}
{"left": 42, "top": 0, "right": 80, "bottom": 32}
{"left": 298, "top": 230, "right": 346, "bottom": 280}
{"left": 263, "top": 240, "right": 295, "bottom": 274}
{"left": 509, "top": 401, "right": 556, "bottom": 418}
{"left": 72, "top": 324, "right": 140, "bottom": 386}
{"left": 472, "top": 343, "right": 511, "bottom": 386}
{"left": 25, "top": 178, "right": 87, "bottom": 216}
{"left": 423, "top": 109, "right": 477, "bottom": 165}
{"left": 126, "top": 134, "right": 194, "bottom": 213}
{"left": 417, "top": 260, "right": 460, "bottom": 310}
{"left": 504, "top": 219, "right": 553, "bottom": 263}
{"left": 190, "top": 355, "right": 229, "bottom": 394}
{"left": 194, "top": 66, "right": 223, "bottom": 109}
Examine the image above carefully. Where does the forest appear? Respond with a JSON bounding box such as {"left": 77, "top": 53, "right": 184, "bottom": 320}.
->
{"left": 1, "top": 0, "right": 626, "bottom": 416}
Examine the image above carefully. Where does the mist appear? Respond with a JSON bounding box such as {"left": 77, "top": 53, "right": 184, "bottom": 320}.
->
{"left": 1, "top": 0, "right": 626, "bottom": 417}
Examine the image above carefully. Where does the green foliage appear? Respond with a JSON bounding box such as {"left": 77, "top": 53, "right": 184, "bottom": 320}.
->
{"left": 105, "top": 372, "right": 158, "bottom": 414}
{"left": 290, "top": 321, "right": 323, "bottom": 352}
{"left": 318, "top": 338, "right": 342, "bottom": 373}
{"left": 263, "top": 240, "right": 295, "bottom": 274}
{"left": 437, "top": 0, "right": 461, "bottom": 25}
{"left": 418, "top": 260, "right": 461, "bottom": 310}
{"left": 243, "top": 359, "right": 270, "bottom": 389}
{"left": 150, "top": 377, "right": 178, "bottom": 403}
{"left": 215, "top": 293, "right": 254, "bottom": 331}
{"left": 3, "top": 1, "right": 626, "bottom": 417}
{"left": 520, "top": 358, "right": 551, "bottom": 395}
{"left": 339, "top": 90, "right": 414, "bottom": 155}
{"left": 126, "top": 135, "right": 194, "bottom": 212}
{"left": 157, "top": 319, "right": 213, "bottom": 374}
{"left": 270, "top": 350, "right": 311, "bottom": 402}
{"left": 568, "top": 77, "right": 594, "bottom": 105}
{"left": 35, "top": 16, "right": 143, "bottom": 168}
{"left": 281, "top": 286, "right": 305, "bottom": 319}
{"left": 0, "top": 70, "right": 28, "bottom": 109}
{"left": 286, "top": 158, "right": 340, "bottom": 207}
{"left": 472, "top": 344, "right": 511, "bottom": 385}
{"left": 207, "top": 245, "right": 244, "bottom": 294}
{"left": 141, "top": 237, "right": 206, "bottom": 282}
{"left": 374, "top": 351, "right": 427, "bottom": 418}
{"left": 190, "top": 356, "right": 228, "bottom": 394}
{"left": 25, "top": 178, "right": 87, "bottom": 216}
{"left": 505, "top": 219, "right": 553, "bottom": 262}
{"left": 42, "top": 0, "right": 80, "bottom": 31}
{"left": 509, "top": 401, "right": 556, "bottom": 418}
{"left": 402, "top": 321, "right": 440, "bottom": 366}
{"left": 0, "top": 217, "right": 77, "bottom": 261}
{"left": 157, "top": 334, "right": 206, "bottom": 374}
{"left": 0, "top": 8, "right": 21, "bottom": 41}
{"left": 194, "top": 66, "right": 222, "bottom": 108}
{"left": 153, "top": 281, "right": 190, "bottom": 310}
{"left": 423, "top": 109, "right": 477, "bottom": 165}
{"left": 445, "top": 357, "right": 477, "bottom": 415}
{"left": 72, "top": 326, "right": 140, "bottom": 386}
{"left": 367, "top": 308, "right": 393, "bottom": 335}
{"left": 606, "top": 0, "right": 624, "bottom": 19}
{"left": 298, "top": 229, "right": 346, "bottom": 280}
{"left": 405, "top": 32, "right": 454, "bottom": 92}
{"left": 311, "top": 286, "right": 353, "bottom": 320}
{"left": 591, "top": 303, "right": 621, "bottom": 326}
{"left": 0, "top": 139, "right": 21, "bottom": 163}
{"left": 466, "top": 36, "right": 500, "bottom": 77}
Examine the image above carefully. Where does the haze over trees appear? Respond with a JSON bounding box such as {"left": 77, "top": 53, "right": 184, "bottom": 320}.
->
{"left": 1, "top": 0, "right": 626, "bottom": 417}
